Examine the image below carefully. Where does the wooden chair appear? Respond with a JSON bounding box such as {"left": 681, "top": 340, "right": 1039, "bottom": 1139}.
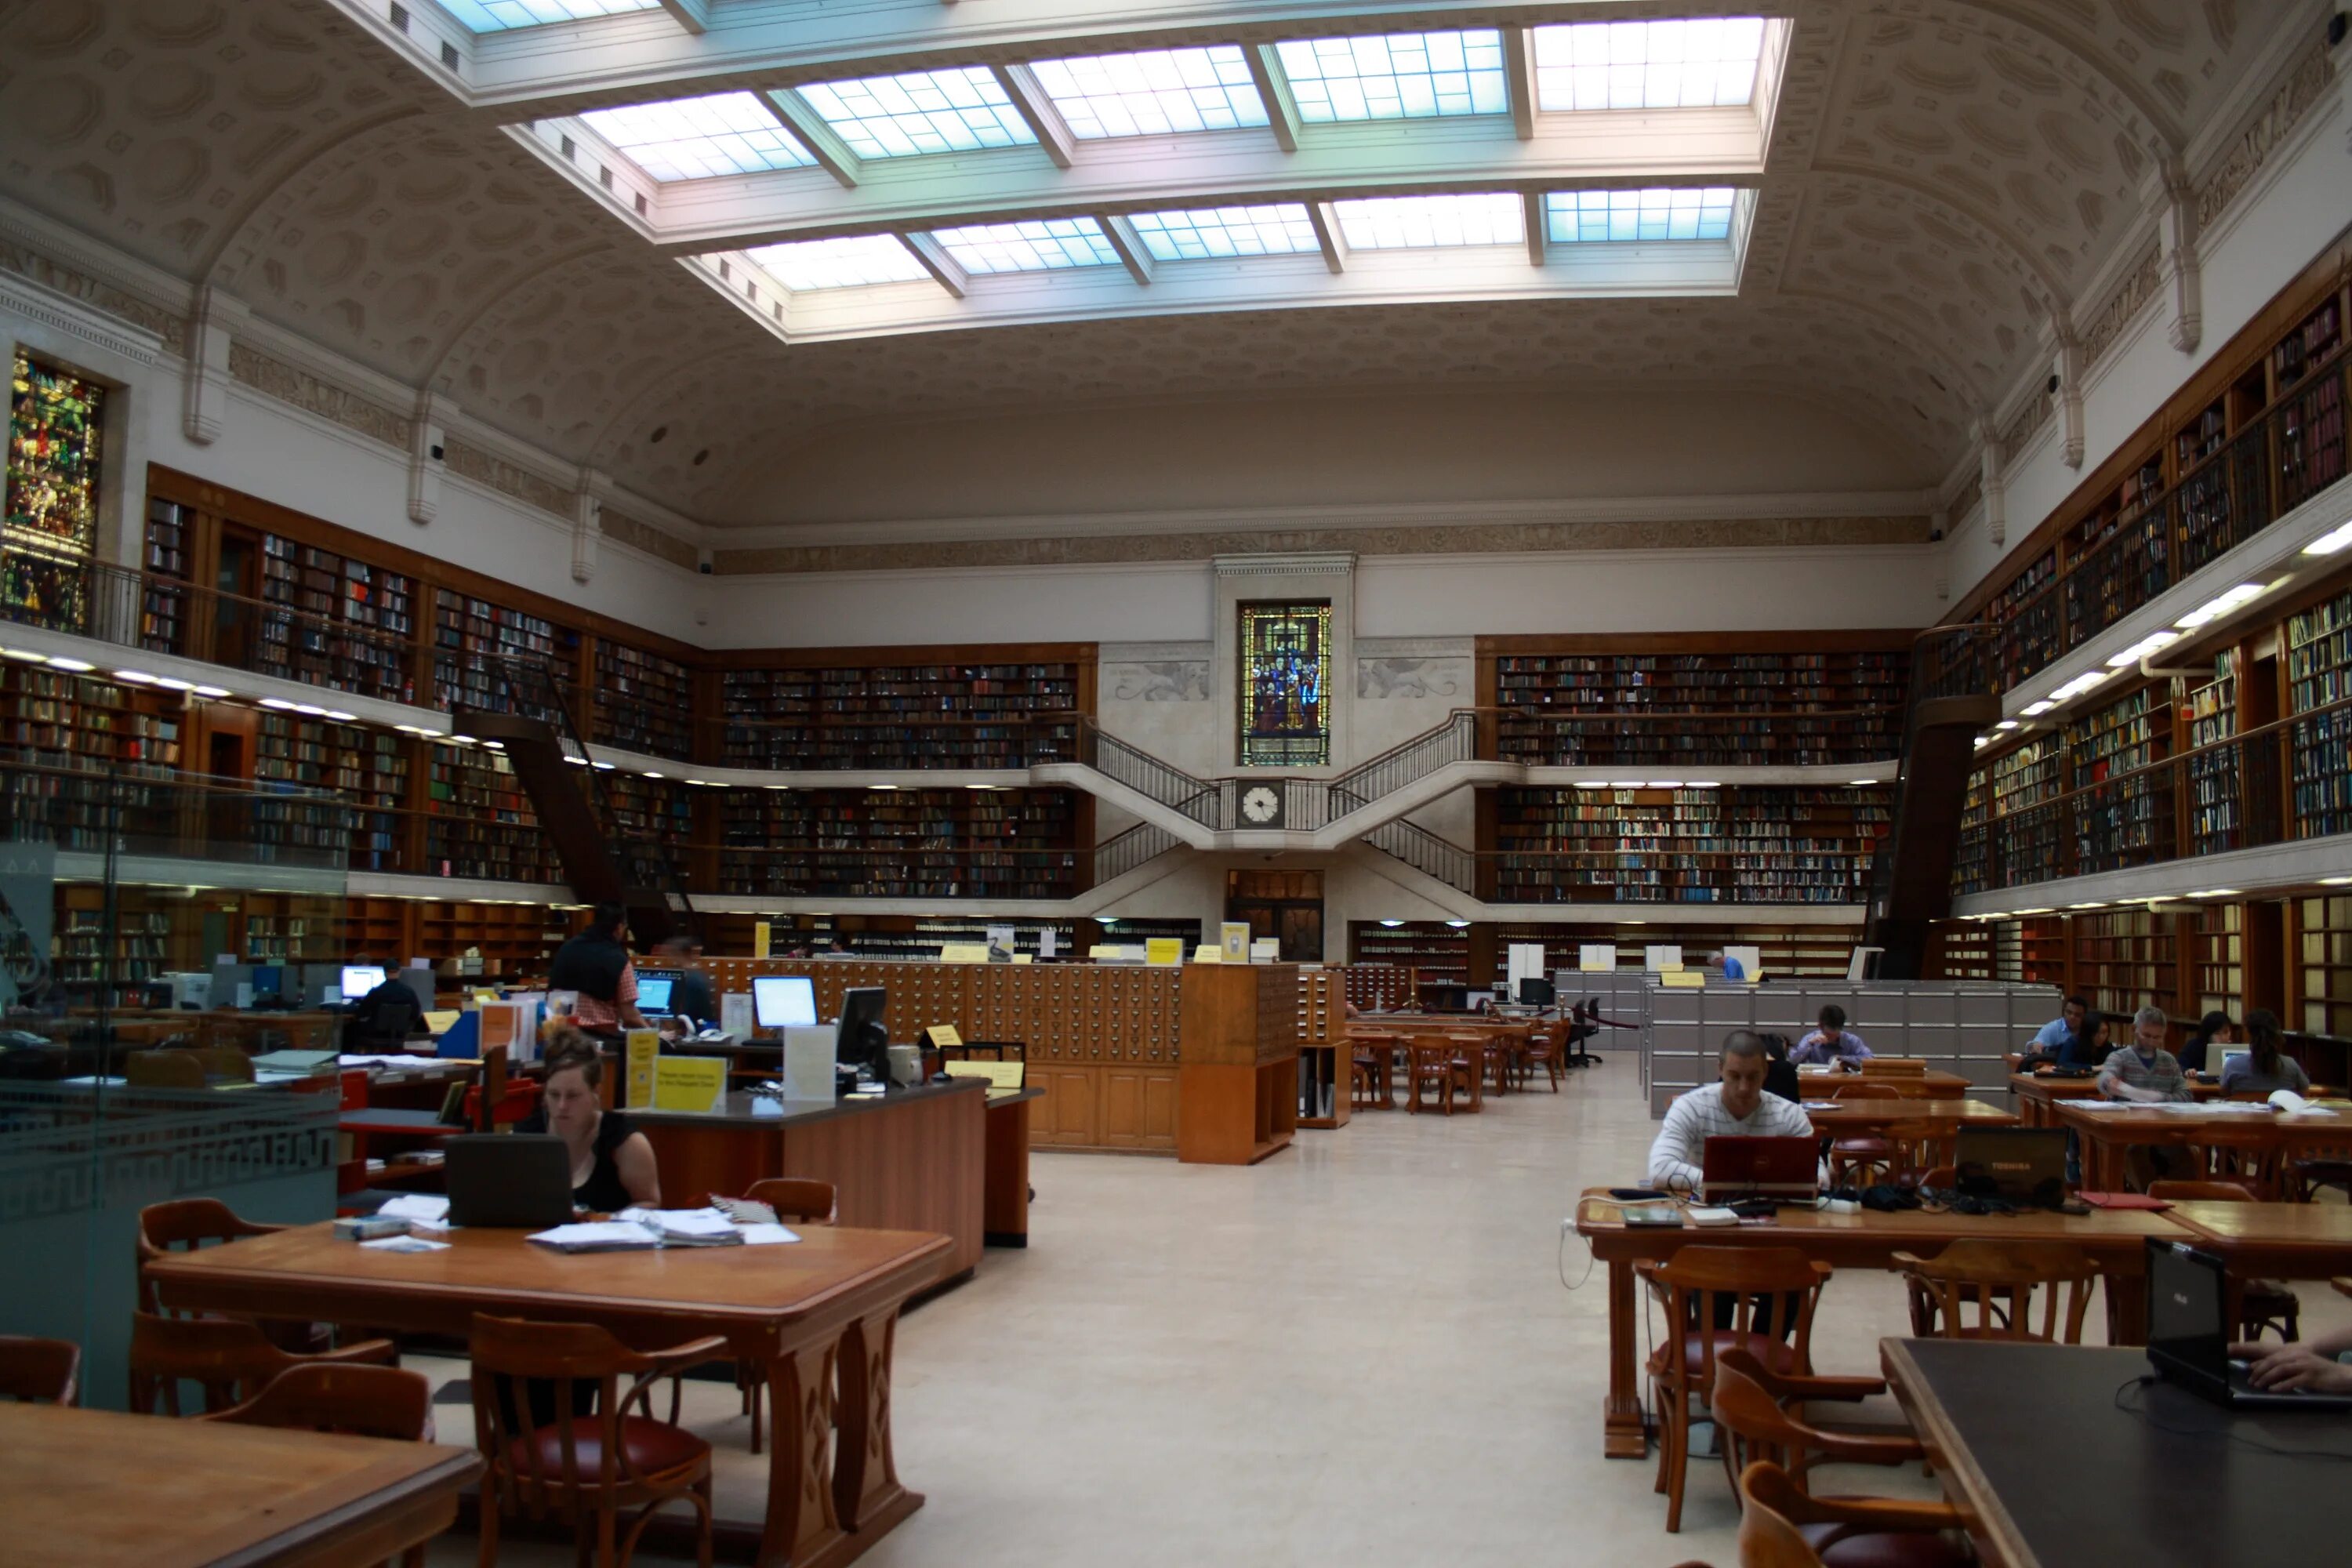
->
{"left": 198, "top": 1362, "right": 433, "bottom": 1439}
{"left": 1523, "top": 1024, "right": 1563, "bottom": 1091}
{"left": 1823, "top": 1083, "right": 1902, "bottom": 1187}
{"left": 1641, "top": 1245, "right": 1832, "bottom": 1533}
{"left": 1348, "top": 1032, "right": 1396, "bottom": 1109}
{"left": 1406, "top": 1039, "right": 1465, "bottom": 1115}
{"left": 123, "top": 1049, "right": 204, "bottom": 1089}
{"left": 1479, "top": 1032, "right": 1515, "bottom": 1098}
{"left": 1734, "top": 1461, "right": 1970, "bottom": 1568}
{"left": 128, "top": 1312, "right": 397, "bottom": 1417}
{"left": 1881, "top": 1121, "right": 1960, "bottom": 1189}
{"left": 2146, "top": 1181, "right": 2302, "bottom": 1341}
{"left": 0, "top": 1335, "right": 80, "bottom": 1405}
{"left": 2190, "top": 1126, "right": 2285, "bottom": 1201}
{"left": 717, "top": 1179, "right": 839, "bottom": 1454}
{"left": 1708, "top": 1348, "right": 1916, "bottom": 1491}
{"left": 1893, "top": 1240, "right": 2096, "bottom": 1345}
{"left": 136, "top": 1198, "right": 288, "bottom": 1316}
{"left": 470, "top": 1312, "right": 720, "bottom": 1568}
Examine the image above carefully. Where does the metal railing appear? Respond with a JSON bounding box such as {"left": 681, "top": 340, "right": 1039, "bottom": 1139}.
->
{"left": 1072, "top": 717, "right": 1221, "bottom": 827}
{"left": 708, "top": 845, "right": 1082, "bottom": 900}
{"left": 714, "top": 710, "right": 1078, "bottom": 771}
{"left": 1329, "top": 708, "right": 1479, "bottom": 818}
{"left": 1362, "top": 818, "right": 1477, "bottom": 894}
{"left": 0, "top": 748, "right": 351, "bottom": 876}
{"left": 1094, "top": 822, "right": 1182, "bottom": 885}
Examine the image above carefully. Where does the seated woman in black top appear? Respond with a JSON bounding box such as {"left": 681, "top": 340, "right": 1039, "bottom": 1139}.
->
{"left": 516, "top": 1031, "right": 660, "bottom": 1211}
{"left": 2058, "top": 1014, "right": 2112, "bottom": 1070}
{"left": 2176, "top": 1010, "right": 2234, "bottom": 1076}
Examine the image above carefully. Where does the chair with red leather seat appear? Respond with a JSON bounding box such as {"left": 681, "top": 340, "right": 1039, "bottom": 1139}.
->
{"left": 1642, "top": 1245, "right": 1833, "bottom": 1533}
{"left": 470, "top": 1312, "right": 720, "bottom": 1568}
{"left": 1821, "top": 1083, "right": 1902, "bottom": 1188}
{"left": 128, "top": 1312, "right": 399, "bottom": 1417}
{"left": 1734, "top": 1460, "right": 1969, "bottom": 1568}
{"left": 1894, "top": 1240, "right": 2096, "bottom": 1344}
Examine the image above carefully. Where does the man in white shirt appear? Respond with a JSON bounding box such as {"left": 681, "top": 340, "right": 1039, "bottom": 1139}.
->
{"left": 1648, "top": 1032, "right": 1817, "bottom": 1194}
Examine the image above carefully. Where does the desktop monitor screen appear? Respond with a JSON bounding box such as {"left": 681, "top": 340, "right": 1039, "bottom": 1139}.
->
{"left": 835, "top": 986, "right": 888, "bottom": 1073}
{"left": 635, "top": 976, "right": 675, "bottom": 1016}
{"left": 340, "top": 964, "right": 387, "bottom": 1000}
{"left": 753, "top": 975, "right": 818, "bottom": 1029}
{"left": 250, "top": 965, "right": 283, "bottom": 1001}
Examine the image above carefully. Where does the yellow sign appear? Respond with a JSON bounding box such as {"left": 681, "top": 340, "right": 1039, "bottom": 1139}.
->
{"left": 1088, "top": 944, "right": 1123, "bottom": 960}
{"left": 1011, "top": 953, "right": 1033, "bottom": 964}
{"left": 624, "top": 1029, "right": 660, "bottom": 1109}
{"left": 1145, "top": 938, "right": 1184, "bottom": 967}
{"left": 1219, "top": 921, "right": 1251, "bottom": 962}
{"left": 942, "top": 1060, "right": 1026, "bottom": 1097}
{"left": 939, "top": 942, "right": 992, "bottom": 964}
{"left": 1660, "top": 971, "right": 1705, "bottom": 989}
{"left": 922, "top": 1024, "right": 963, "bottom": 1048}
{"left": 753, "top": 920, "right": 771, "bottom": 959}
{"left": 652, "top": 1055, "right": 728, "bottom": 1113}
{"left": 1192, "top": 943, "right": 1221, "bottom": 964}
{"left": 423, "top": 1010, "right": 461, "bottom": 1035}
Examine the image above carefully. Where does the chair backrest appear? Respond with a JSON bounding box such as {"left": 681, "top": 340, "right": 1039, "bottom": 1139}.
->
{"left": 1737, "top": 1462, "right": 1831, "bottom": 1568}
{"left": 1653, "top": 1246, "right": 1828, "bottom": 1392}
{"left": 124, "top": 1050, "right": 205, "bottom": 1090}
{"left": 1708, "top": 1351, "right": 1805, "bottom": 1481}
{"left": 2146, "top": 1180, "right": 2255, "bottom": 1203}
{"left": 350, "top": 988, "right": 423, "bottom": 1051}
{"left": 129, "top": 1312, "right": 300, "bottom": 1416}
{"left": 744, "top": 1177, "right": 836, "bottom": 1224}
{"left": 200, "top": 1363, "right": 432, "bottom": 1440}
{"left": 0, "top": 1335, "right": 81, "bottom": 1405}
{"left": 2195, "top": 1127, "right": 2285, "bottom": 1198}
{"left": 1895, "top": 1240, "right": 2096, "bottom": 1344}
{"left": 1883, "top": 1120, "right": 1960, "bottom": 1182}
{"left": 470, "top": 1313, "right": 656, "bottom": 1512}
{"left": 1831, "top": 1080, "right": 1901, "bottom": 1101}
{"left": 136, "top": 1199, "right": 281, "bottom": 1314}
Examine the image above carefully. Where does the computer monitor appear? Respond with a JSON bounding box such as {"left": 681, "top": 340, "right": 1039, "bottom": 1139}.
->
{"left": 1516, "top": 977, "right": 1555, "bottom": 1007}
{"left": 340, "top": 964, "right": 387, "bottom": 1000}
{"left": 635, "top": 976, "right": 675, "bottom": 1017}
{"left": 249, "top": 965, "right": 283, "bottom": 1004}
{"left": 835, "top": 986, "right": 888, "bottom": 1076}
{"left": 753, "top": 975, "right": 818, "bottom": 1030}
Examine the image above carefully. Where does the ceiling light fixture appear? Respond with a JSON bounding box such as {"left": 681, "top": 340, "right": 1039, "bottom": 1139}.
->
{"left": 46, "top": 657, "right": 95, "bottom": 672}
{"left": 192, "top": 685, "right": 230, "bottom": 699}
{"left": 2304, "top": 520, "right": 2352, "bottom": 555}
{"left": 114, "top": 670, "right": 158, "bottom": 684}
{"left": 2175, "top": 582, "right": 2272, "bottom": 630}
{"left": 2107, "top": 630, "right": 2180, "bottom": 667}
{"left": 2020, "top": 700, "right": 2056, "bottom": 717}
{"left": 1995, "top": 720, "right": 2020, "bottom": 731}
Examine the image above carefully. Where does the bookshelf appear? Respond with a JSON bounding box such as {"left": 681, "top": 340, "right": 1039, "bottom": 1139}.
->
{"left": 2274, "top": 293, "right": 2345, "bottom": 515}
{"left": 2062, "top": 455, "right": 2169, "bottom": 648}
{"left": 2067, "top": 686, "right": 2167, "bottom": 876}
{"left": 713, "top": 786, "right": 1081, "bottom": 899}
{"left": 1490, "top": 922, "right": 1864, "bottom": 979}
{"left": 2296, "top": 894, "right": 2352, "bottom": 1037}
{"left": 252, "top": 712, "right": 409, "bottom": 872}
{"left": 1487, "top": 647, "right": 1908, "bottom": 768}
{"left": 1951, "top": 766, "right": 1990, "bottom": 896}
{"left": 600, "top": 771, "right": 695, "bottom": 848}
{"left": 413, "top": 899, "right": 573, "bottom": 980}
{"left": 2287, "top": 584, "right": 2352, "bottom": 840}
{"left": 1929, "top": 921, "right": 1995, "bottom": 980}
{"left": 1984, "top": 737, "right": 2064, "bottom": 886}
{"left": 0, "top": 663, "right": 183, "bottom": 772}
{"left": 1491, "top": 786, "right": 1889, "bottom": 904}
{"left": 2072, "top": 908, "right": 2179, "bottom": 1020}
{"left": 2184, "top": 649, "right": 2241, "bottom": 857}
{"left": 2194, "top": 902, "right": 2242, "bottom": 1018}
{"left": 423, "top": 743, "right": 562, "bottom": 884}
{"left": 718, "top": 660, "right": 1082, "bottom": 769}
{"left": 2016, "top": 917, "right": 2069, "bottom": 989}
{"left": 253, "top": 533, "right": 415, "bottom": 703}
{"left": 592, "top": 639, "right": 695, "bottom": 760}
{"left": 1989, "top": 548, "right": 2060, "bottom": 688}
{"left": 1348, "top": 922, "right": 1468, "bottom": 990}
{"left": 140, "top": 496, "right": 191, "bottom": 655}
{"left": 50, "top": 885, "right": 177, "bottom": 1006}
{"left": 1342, "top": 964, "right": 1414, "bottom": 1010}
{"left": 432, "top": 589, "right": 570, "bottom": 716}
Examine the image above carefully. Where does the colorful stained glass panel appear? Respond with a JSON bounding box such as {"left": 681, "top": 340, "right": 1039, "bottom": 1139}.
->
{"left": 1240, "top": 601, "right": 1332, "bottom": 768}
{"left": 5, "top": 351, "right": 103, "bottom": 632}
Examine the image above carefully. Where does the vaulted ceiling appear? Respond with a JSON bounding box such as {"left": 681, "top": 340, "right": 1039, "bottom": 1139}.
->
{"left": 0, "top": 0, "right": 2294, "bottom": 529}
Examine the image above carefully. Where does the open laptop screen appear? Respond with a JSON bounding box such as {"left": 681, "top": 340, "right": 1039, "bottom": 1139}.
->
{"left": 2147, "top": 1241, "right": 2229, "bottom": 1381}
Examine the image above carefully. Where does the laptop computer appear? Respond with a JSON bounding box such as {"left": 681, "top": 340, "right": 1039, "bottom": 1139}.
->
{"left": 1953, "top": 1127, "right": 2069, "bottom": 1208}
{"left": 2217, "top": 1048, "right": 2249, "bottom": 1081}
{"left": 1700, "top": 1134, "right": 1820, "bottom": 1203}
{"left": 445, "top": 1134, "right": 575, "bottom": 1228}
{"left": 2146, "top": 1240, "right": 2352, "bottom": 1411}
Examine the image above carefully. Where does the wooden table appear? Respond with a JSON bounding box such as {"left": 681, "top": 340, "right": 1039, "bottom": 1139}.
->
{"left": 2158, "top": 1200, "right": 2352, "bottom": 1280}
{"left": 1798, "top": 1097, "right": 2020, "bottom": 1134}
{"left": 1798, "top": 1068, "right": 1971, "bottom": 1098}
{"left": 1883, "top": 1338, "right": 2350, "bottom": 1567}
{"left": 1574, "top": 1191, "right": 2178, "bottom": 1460}
{"left": 0, "top": 1401, "right": 479, "bottom": 1566}
{"left": 2010, "top": 1070, "right": 2225, "bottom": 1125}
{"left": 2053, "top": 1101, "right": 2352, "bottom": 1192}
{"left": 146, "top": 1221, "right": 950, "bottom": 1568}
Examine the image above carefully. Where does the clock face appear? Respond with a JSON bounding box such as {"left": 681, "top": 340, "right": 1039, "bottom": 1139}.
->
{"left": 1242, "top": 786, "right": 1281, "bottom": 824}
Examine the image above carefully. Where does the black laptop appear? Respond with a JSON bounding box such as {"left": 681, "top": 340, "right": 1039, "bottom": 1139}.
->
{"left": 445, "top": 1134, "right": 575, "bottom": 1228}
{"left": 2146, "top": 1240, "right": 2352, "bottom": 1411}
{"left": 1954, "top": 1127, "right": 2069, "bottom": 1208}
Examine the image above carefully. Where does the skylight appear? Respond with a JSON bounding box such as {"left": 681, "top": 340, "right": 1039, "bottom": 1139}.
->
{"left": 1545, "top": 187, "right": 1737, "bottom": 242}
{"left": 575, "top": 93, "right": 815, "bottom": 181}
{"left": 1029, "top": 47, "right": 1269, "bottom": 140}
{"left": 438, "top": 0, "right": 659, "bottom": 30}
{"left": 1531, "top": 19, "right": 1766, "bottom": 111}
{"left": 1333, "top": 194, "right": 1523, "bottom": 251}
{"left": 929, "top": 218, "right": 1120, "bottom": 275}
{"left": 797, "top": 68, "right": 1036, "bottom": 159}
{"left": 1128, "top": 205, "right": 1320, "bottom": 261}
{"left": 1275, "top": 30, "right": 1508, "bottom": 123}
{"left": 741, "top": 235, "right": 932, "bottom": 291}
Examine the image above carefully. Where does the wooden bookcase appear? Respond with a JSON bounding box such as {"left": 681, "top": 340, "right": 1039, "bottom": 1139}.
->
{"left": 2184, "top": 649, "right": 2242, "bottom": 856}
{"left": 1295, "top": 968, "right": 1348, "bottom": 1129}
{"left": 2287, "top": 583, "right": 2352, "bottom": 839}
{"left": 713, "top": 786, "right": 1084, "bottom": 900}
{"left": 712, "top": 647, "right": 1090, "bottom": 770}
{"left": 2194, "top": 902, "right": 2243, "bottom": 1019}
{"left": 1348, "top": 922, "right": 1468, "bottom": 989}
{"left": 2067, "top": 687, "right": 2169, "bottom": 877}
{"left": 592, "top": 638, "right": 695, "bottom": 760}
{"left": 251, "top": 711, "right": 410, "bottom": 873}
{"left": 423, "top": 744, "right": 562, "bottom": 884}
{"left": 1490, "top": 785, "right": 1888, "bottom": 905}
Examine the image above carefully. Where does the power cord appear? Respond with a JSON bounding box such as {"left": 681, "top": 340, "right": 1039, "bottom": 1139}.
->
{"left": 2112, "top": 1374, "right": 2352, "bottom": 1461}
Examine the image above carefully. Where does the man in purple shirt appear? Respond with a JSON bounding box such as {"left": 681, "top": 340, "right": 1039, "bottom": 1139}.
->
{"left": 1788, "top": 1004, "right": 1874, "bottom": 1069}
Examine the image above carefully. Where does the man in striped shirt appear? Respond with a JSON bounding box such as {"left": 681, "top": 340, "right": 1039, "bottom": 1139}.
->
{"left": 1648, "top": 1032, "right": 1817, "bottom": 1195}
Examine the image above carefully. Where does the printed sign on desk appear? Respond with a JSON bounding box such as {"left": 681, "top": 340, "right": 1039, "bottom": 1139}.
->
{"left": 1220, "top": 922, "right": 1252, "bottom": 963}
{"left": 1145, "top": 938, "right": 1185, "bottom": 967}
{"left": 1644, "top": 945, "right": 1686, "bottom": 973}
{"left": 753, "top": 921, "right": 771, "bottom": 959}
{"left": 942, "top": 1059, "right": 1026, "bottom": 1098}
{"left": 1192, "top": 943, "right": 1221, "bottom": 964}
{"left": 624, "top": 1029, "right": 660, "bottom": 1109}
{"left": 652, "top": 1056, "right": 727, "bottom": 1113}
{"left": 940, "top": 942, "right": 991, "bottom": 964}
{"left": 719, "top": 993, "right": 753, "bottom": 1040}
{"left": 1579, "top": 944, "right": 1618, "bottom": 972}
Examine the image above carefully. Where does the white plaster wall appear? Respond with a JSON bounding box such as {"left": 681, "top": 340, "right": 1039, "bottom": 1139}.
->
{"left": 699, "top": 560, "right": 1211, "bottom": 650}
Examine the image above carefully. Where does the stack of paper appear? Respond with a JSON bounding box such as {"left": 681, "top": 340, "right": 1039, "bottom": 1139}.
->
{"left": 528, "top": 1221, "right": 664, "bottom": 1253}
{"left": 377, "top": 1194, "right": 452, "bottom": 1232}
{"left": 619, "top": 1207, "right": 744, "bottom": 1247}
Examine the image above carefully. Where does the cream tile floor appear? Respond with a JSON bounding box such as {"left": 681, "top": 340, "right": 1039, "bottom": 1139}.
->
{"left": 425, "top": 1058, "right": 2352, "bottom": 1567}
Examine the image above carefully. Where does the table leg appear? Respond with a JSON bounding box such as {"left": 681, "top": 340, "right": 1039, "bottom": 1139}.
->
{"left": 834, "top": 1307, "right": 917, "bottom": 1535}
{"left": 2107, "top": 1260, "right": 2149, "bottom": 1345}
{"left": 759, "top": 1338, "right": 844, "bottom": 1568}
{"left": 1602, "top": 1258, "right": 1646, "bottom": 1459}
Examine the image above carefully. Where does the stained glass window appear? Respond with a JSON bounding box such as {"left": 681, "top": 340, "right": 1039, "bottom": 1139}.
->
{"left": 5, "top": 351, "right": 104, "bottom": 632}
{"left": 1240, "top": 601, "right": 1332, "bottom": 768}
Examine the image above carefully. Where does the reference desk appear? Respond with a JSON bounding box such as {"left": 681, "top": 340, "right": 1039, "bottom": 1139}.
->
{"left": 1883, "top": 1338, "right": 2349, "bottom": 1568}
{"left": 1573, "top": 1192, "right": 2177, "bottom": 1460}
{"left": 146, "top": 1221, "right": 949, "bottom": 1568}
{"left": 0, "top": 1401, "right": 480, "bottom": 1566}
{"left": 633, "top": 1077, "right": 993, "bottom": 1283}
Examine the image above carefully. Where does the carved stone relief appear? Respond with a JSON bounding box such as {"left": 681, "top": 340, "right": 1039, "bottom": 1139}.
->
{"left": 1358, "top": 657, "right": 1468, "bottom": 700}
{"left": 1107, "top": 662, "right": 1210, "bottom": 702}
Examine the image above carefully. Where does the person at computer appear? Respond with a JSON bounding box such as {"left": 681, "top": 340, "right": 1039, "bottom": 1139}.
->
{"left": 2097, "top": 1004, "right": 2195, "bottom": 1187}
{"left": 1759, "top": 1032, "right": 1802, "bottom": 1105}
{"left": 341, "top": 958, "right": 423, "bottom": 1051}
{"left": 653, "top": 931, "right": 715, "bottom": 1029}
{"left": 547, "top": 903, "right": 649, "bottom": 1040}
{"left": 2176, "top": 1009, "right": 2236, "bottom": 1076}
{"left": 2028, "top": 994, "right": 2092, "bottom": 1057}
{"left": 514, "top": 1030, "right": 659, "bottom": 1211}
{"left": 2058, "top": 1014, "right": 2113, "bottom": 1069}
{"left": 1787, "top": 1005, "right": 1872, "bottom": 1069}
{"left": 2217, "top": 1008, "right": 2310, "bottom": 1097}
{"left": 2234, "top": 1325, "right": 2352, "bottom": 1395}
{"left": 1646, "top": 1032, "right": 1816, "bottom": 1195}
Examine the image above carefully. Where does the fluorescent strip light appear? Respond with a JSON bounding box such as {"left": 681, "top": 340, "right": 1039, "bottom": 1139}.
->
{"left": 260, "top": 699, "right": 299, "bottom": 711}
{"left": 1849, "top": 779, "right": 1878, "bottom": 786}
{"left": 1684, "top": 781, "right": 1721, "bottom": 789}
{"left": 2175, "top": 582, "right": 2270, "bottom": 630}
{"left": 1573, "top": 781, "right": 1612, "bottom": 789}
{"left": 2020, "top": 700, "right": 2056, "bottom": 717}
{"left": 2107, "top": 630, "right": 2180, "bottom": 667}
{"left": 46, "top": 657, "right": 95, "bottom": 672}
{"left": 325, "top": 710, "right": 356, "bottom": 722}
{"left": 113, "top": 670, "right": 158, "bottom": 684}
{"left": 2304, "top": 520, "right": 2352, "bottom": 555}
{"left": 643, "top": 771, "right": 665, "bottom": 779}
{"left": 2322, "top": 876, "right": 2352, "bottom": 886}
{"left": 2045, "top": 670, "right": 2111, "bottom": 704}
{"left": 1994, "top": 720, "right": 2020, "bottom": 731}
{"left": 192, "top": 685, "right": 230, "bottom": 699}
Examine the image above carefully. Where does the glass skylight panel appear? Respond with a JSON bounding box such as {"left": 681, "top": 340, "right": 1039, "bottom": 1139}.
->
{"left": 928, "top": 218, "right": 1120, "bottom": 275}
{"left": 797, "top": 68, "right": 1036, "bottom": 159}
{"left": 1531, "top": 18, "right": 1766, "bottom": 111}
{"left": 1546, "top": 187, "right": 1737, "bottom": 243}
{"left": 1029, "top": 47, "right": 1269, "bottom": 140}
{"left": 437, "top": 0, "right": 660, "bottom": 31}
{"left": 1333, "top": 194, "right": 1523, "bottom": 251}
{"left": 576, "top": 93, "right": 815, "bottom": 181}
{"left": 1276, "top": 30, "right": 1508, "bottom": 123}
{"left": 742, "top": 235, "right": 931, "bottom": 291}
{"left": 1128, "top": 205, "right": 1319, "bottom": 261}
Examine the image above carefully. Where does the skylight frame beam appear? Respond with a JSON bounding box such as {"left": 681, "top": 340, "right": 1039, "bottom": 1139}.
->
{"left": 1522, "top": 190, "right": 1545, "bottom": 265}
{"left": 1503, "top": 26, "right": 1535, "bottom": 141}
{"left": 991, "top": 63, "right": 1077, "bottom": 169}
{"left": 761, "top": 88, "right": 862, "bottom": 188}
{"left": 1246, "top": 44, "right": 1302, "bottom": 154}
{"left": 654, "top": 0, "right": 708, "bottom": 34}
{"left": 1098, "top": 214, "right": 1156, "bottom": 285}
{"left": 900, "top": 230, "right": 971, "bottom": 298}
{"left": 1308, "top": 201, "right": 1348, "bottom": 274}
